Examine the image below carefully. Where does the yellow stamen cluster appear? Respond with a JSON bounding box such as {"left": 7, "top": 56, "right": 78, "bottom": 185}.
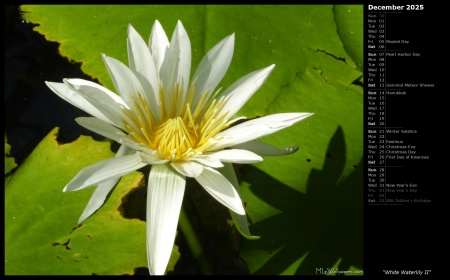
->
{"left": 123, "top": 85, "right": 230, "bottom": 161}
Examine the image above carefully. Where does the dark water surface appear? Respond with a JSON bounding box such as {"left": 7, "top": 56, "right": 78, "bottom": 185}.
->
{"left": 5, "top": 5, "right": 99, "bottom": 165}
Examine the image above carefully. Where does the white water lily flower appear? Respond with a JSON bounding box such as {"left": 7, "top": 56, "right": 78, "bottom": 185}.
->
{"left": 46, "top": 20, "right": 313, "bottom": 275}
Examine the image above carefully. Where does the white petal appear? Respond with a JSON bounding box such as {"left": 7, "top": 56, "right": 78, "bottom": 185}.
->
{"left": 137, "top": 151, "right": 169, "bottom": 165}
{"left": 149, "top": 20, "right": 169, "bottom": 73}
{"left": 102, "top": 53, "right": 147, "bottom": 108}
{"left": 232, "top": 140, "right": 299, "bottom": 156}
{"left": 147, "top": 164, "right": 186, "bottom": 275}
{"left": 219, "top": 163, "right": 259, "bottom": 240}
{"left": 206, "top": 149, "right": 262, "bottom": 164}
{"left": 219, "top": 64, "right": 275, "bottom": 119}
{"left": 192, "top": 155, "right": 224, "bottom": 168}
{"left": 127, "top": 24, "right": 160, "bottom": 119}
{"left": 64, "top": 78, "right": 127, "bottom": 106}
{"left": 45, "top": 81, "right": 112, "bottom": 125}
{"left": 64, "top": 153, "right": 146, "bottom": 192}
{"left": 77, "top": 144, "right": 133, "bottom": 224}
{"left": 195, "top": 167, "right": 245, "bottom": 215}
{"left": 77, "top": 177, "right": 120, "bottom": 224}
{"left": 170, "top": 161, "right": 203, "bottom": 177}
{"left": 160, "top": 20, "right": 191, "bottom": 101}
{"left": 120, "top": 138, "right": 156, "bottom": 155}
{"left": 210, "top": 113, "right": 314, "bottom": 151}
{"left": 190, "top": 34, "right": 234, "bottom": 109}
{"left": 62, "top": 79, "right": 128, "bottom": 130}
{"left": 75, "top": 117, "right": 126, "bottom": 143}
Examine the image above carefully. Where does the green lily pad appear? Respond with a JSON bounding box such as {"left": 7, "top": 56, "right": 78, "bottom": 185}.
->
{"left": 334, "top": 5, "right": 364, "bottom": 71}
{"left": 5, "top": 128, "right": 179, "bottom": 275}
{"left": 18, "top": 5, "right": 363, "bottom": 275}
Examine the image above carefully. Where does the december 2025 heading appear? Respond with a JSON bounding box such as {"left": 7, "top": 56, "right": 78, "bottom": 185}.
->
{"left": 368, "top": 4, "right": 424, "bottom": 11}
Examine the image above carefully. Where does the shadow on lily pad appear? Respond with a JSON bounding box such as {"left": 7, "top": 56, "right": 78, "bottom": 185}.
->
{"left": 241, "top": 126, "right": 363, "bottom": 275}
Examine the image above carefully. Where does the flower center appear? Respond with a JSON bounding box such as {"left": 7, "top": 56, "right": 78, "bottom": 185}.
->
{"left": 153, "top": 117, "right": 196, "bottom": 161}
{"left": 122, "top": 87, "right": 230, "bottom": 161}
